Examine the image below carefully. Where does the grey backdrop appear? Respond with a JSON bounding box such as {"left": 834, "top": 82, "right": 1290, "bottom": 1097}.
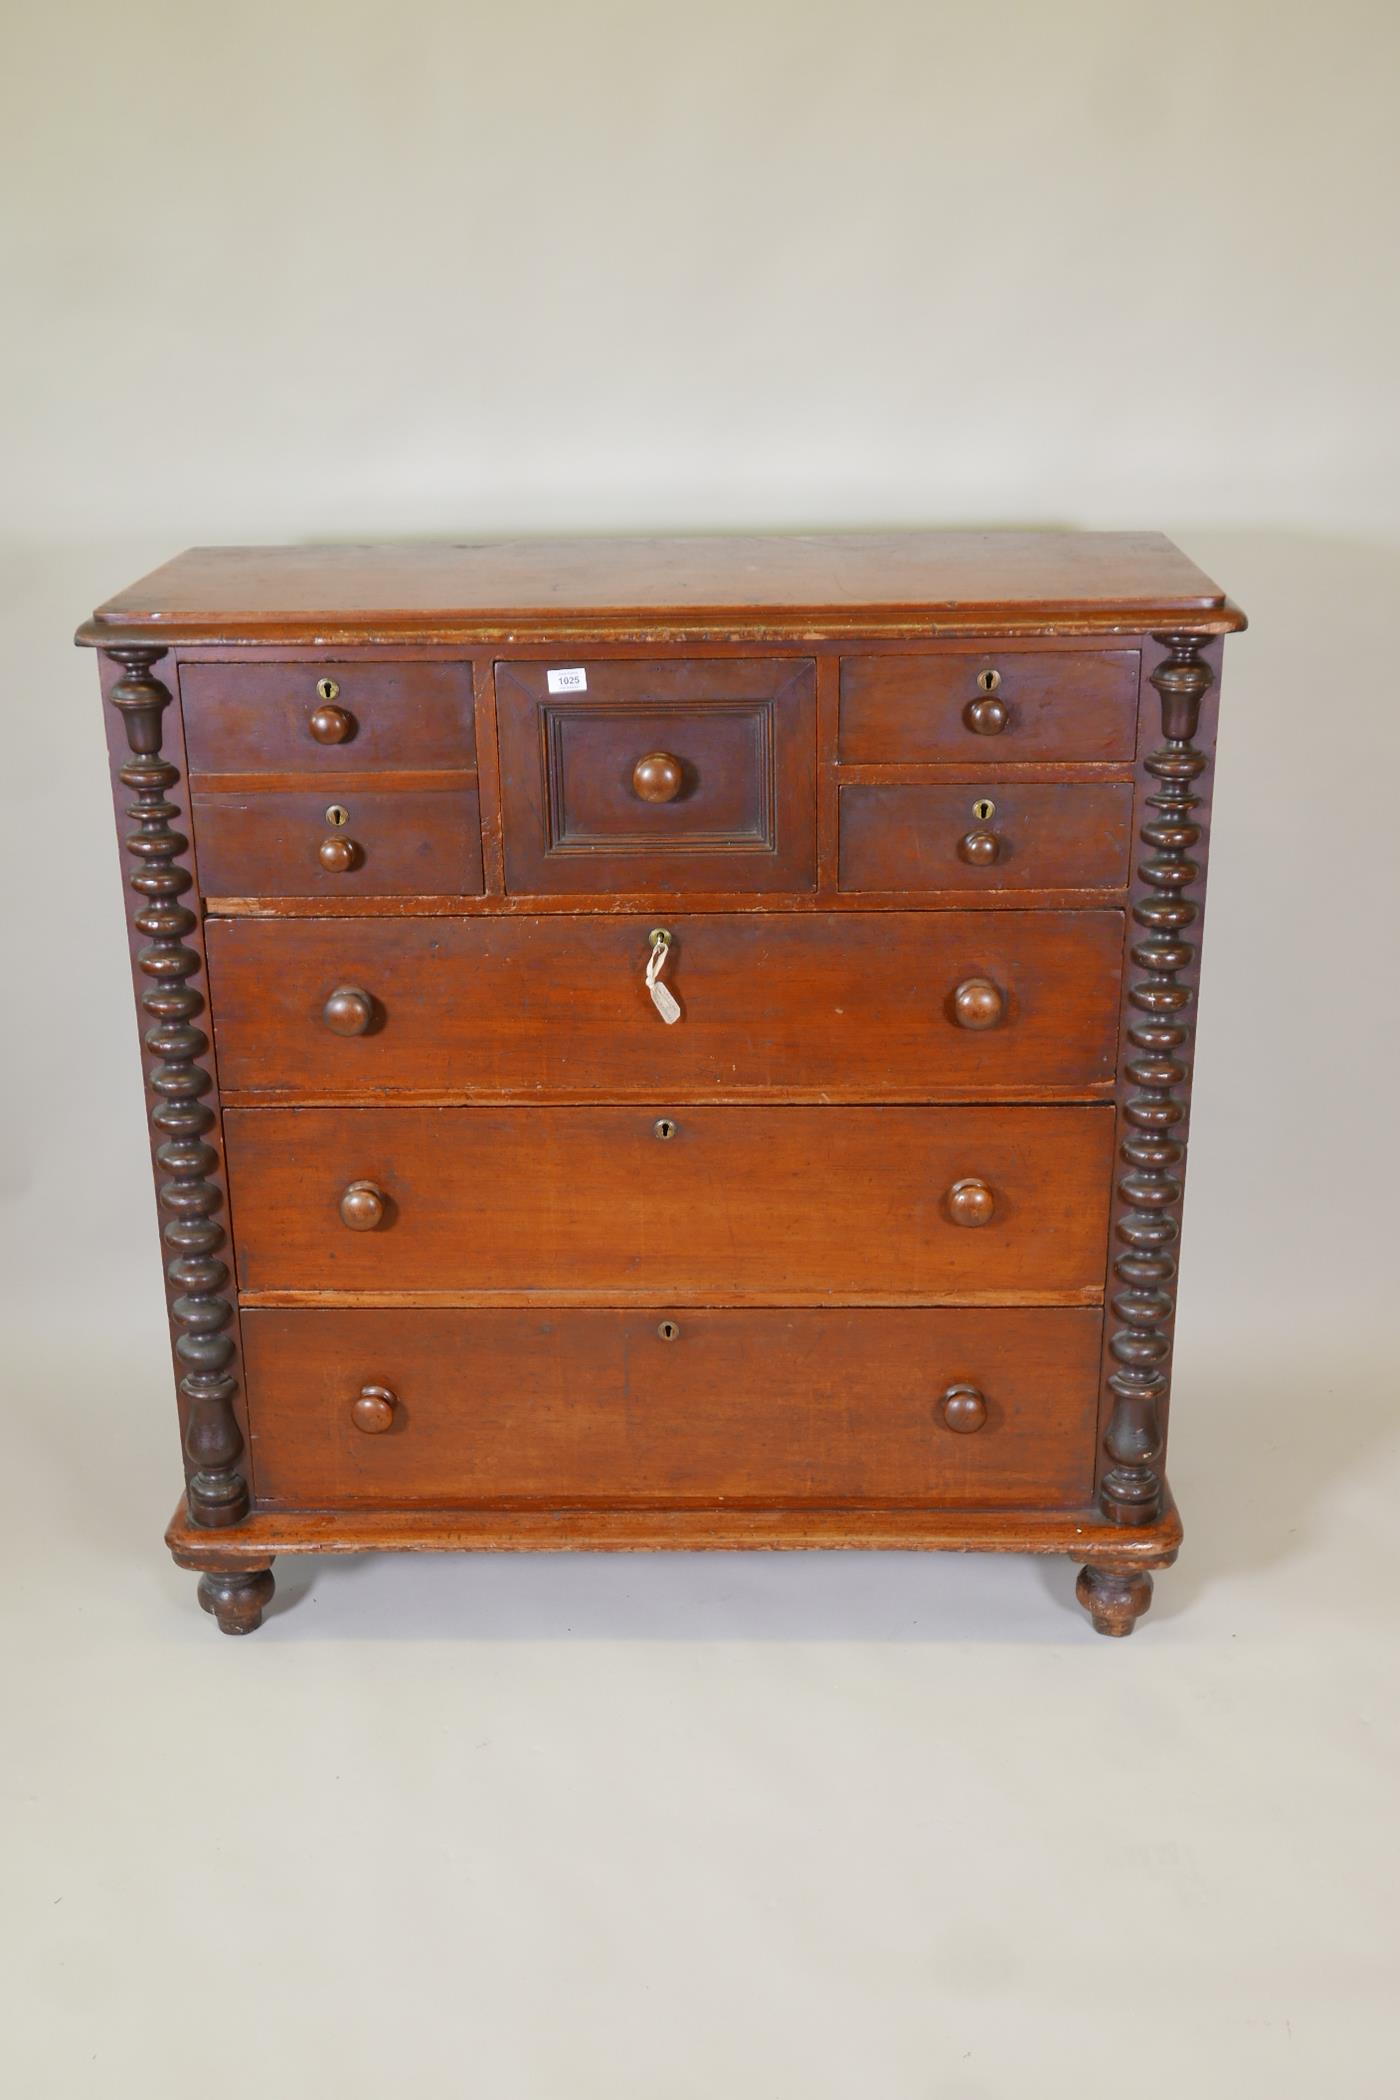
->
{"left": 5, "top": 4, "right": 1398, "bottom": 2095}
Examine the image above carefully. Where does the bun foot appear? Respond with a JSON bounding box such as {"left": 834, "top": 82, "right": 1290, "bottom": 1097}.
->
{"left": 1076, "top": 1562, "right": 1154, "bottom": 1637}
{"left": 197, "top": 1566, "right": 276, "bottom": 1635}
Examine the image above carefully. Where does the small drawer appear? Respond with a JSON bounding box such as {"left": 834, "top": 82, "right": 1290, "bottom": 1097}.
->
{"left": 839, "top": 650, "right": 1139, "bottom": 762}
{"left": 242, "top": 1305, "right": 1102, "bottom": 1510}
{"left": 191, "top": 784, "right": 484, "bottom": 899}
{"left": 181, "top": 660, "right": 476, "bottom": 773}
{"left": 206, "top": 909, "right": 1124, "bottom": 1102}
{"left": 495, "top": 658, "right": 816, "bottom": 893}
{"left": 223, "top": 1103, "right": 1114, "bottom": 1301}
{"left": 839, "top": 782, "right": 1132, "bottom": 892}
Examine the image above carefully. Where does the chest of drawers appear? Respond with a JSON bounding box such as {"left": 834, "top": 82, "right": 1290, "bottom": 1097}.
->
{"left": 81, "top": 532, "right": 1244, "bottom": 1636}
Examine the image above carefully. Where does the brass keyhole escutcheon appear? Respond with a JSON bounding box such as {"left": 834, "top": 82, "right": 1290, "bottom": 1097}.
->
{"left": 325, "top": 804, "right": 350, "bottom": 827}
{"left": 653, "top": 1117, "right": 678, "bottom": 1141}
{"left": 976, "top": 668, "right": 1001, "bottom": 693}
{"left": 317, "top": 677, "right": 340, "bottom": 702}
{"left": 973, "top": 798, "right": 996, "bottom": 822}
{"left": 657, "top": 1320, "right": 681, "bottom": 1342}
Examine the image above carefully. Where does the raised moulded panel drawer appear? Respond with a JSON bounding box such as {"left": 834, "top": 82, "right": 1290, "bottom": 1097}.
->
{"left": 206, "top": 909, "right": 1124, "bottom": 1102}
{"left": 839, "top": 650, "right": 1139, "bottom": 762}
{"left": 839, "top": 782, "right": 1133, "bottom": 892}
{"left": 495, "top": 658, "right": 816, "bottom": 893}
{"left": 223, "top": 1103, "right": 1114, "bottom": 1303}
{"left": 192, "top": 784, "right": 485, "bottom": 899}
{"left": 242, "top": 1305, "right": 1103, "bottom": 1510}
{"left": 181, "top": 660, "right": 477, "bottom": 772}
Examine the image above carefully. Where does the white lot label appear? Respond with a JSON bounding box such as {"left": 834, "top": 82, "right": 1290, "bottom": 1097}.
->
{"left": 645, "top": 934, "right": 682, "bottom": 1025}
{"left": 546, "top": 666, "right": 588, "bottom": 694}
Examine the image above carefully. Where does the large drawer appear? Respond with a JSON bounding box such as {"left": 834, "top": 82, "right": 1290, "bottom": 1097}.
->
{"left": 243, "top": 1305, "right": 1102, "bottom": 1509}
{"left": 182, "top": 659, "right": 477, "bottom": 773}
{"left": 839, "top": 650, "right": 1139, "bottom": 762}
{"left": 495, "top": 658, "right": 816, "bottom": 894}
{"left": 223, "top": 1103, "right": 1114, "bottom": 1302}
{"left": 839, "top": 781, "right": 1132, "bottom": 892}
{"left": 206, "top": 910, "right": 1124, "bottom": 1102}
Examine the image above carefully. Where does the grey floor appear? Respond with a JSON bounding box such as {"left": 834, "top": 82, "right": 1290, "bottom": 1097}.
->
{"left": 7, "top": 1298, "right": 1397, "bottom": 2098}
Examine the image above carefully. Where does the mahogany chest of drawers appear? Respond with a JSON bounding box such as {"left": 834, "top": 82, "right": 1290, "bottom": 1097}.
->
{"left": 81, "top": 532, "right": 1244, "bottom": 1636}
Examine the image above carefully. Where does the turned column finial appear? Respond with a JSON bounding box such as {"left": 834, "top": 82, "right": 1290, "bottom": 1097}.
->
{"left": 105, "top": 645, "right": 250, "bottom": 1529}
{"left": 1150, "top": 631, "right": 1214, "bottom": 742}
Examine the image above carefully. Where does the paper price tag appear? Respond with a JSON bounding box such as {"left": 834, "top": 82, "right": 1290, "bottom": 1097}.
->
{"left": 649, "top": 978, "right": 681, "bottom": 1025}
{"left": 546, "top": 667, "right": 588, "bottom": 694}
{"left": 645, "top": 935, "right": 681, "bottom": 1025}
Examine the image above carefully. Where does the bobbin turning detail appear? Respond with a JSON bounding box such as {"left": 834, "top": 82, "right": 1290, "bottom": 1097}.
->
{"left": 1097, "top": 635, "right": 1214, "bottom": 1535}
{"left": 107, "top": 646, "right": 250, "bottom": 1533}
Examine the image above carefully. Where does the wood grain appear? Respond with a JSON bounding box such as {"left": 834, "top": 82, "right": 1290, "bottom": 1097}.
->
{"left": 167, "top": 1493, "right": 1185, "bottom": 1560}
{"left": 240, "top": 1305, "right": 1103, "bottom": 1509}
{"left": 77, "top": 532, "right": 1246, "bottom": 647}
{"left": 180, "top": 659, "right": 476, "bottom": 772}
{"left": 205, "top": 908, "right": 1126, "bottom": 1102}
{"left": 222, "top": 1103, "right": 1115, "bottom": 1300}
{"left": 839, "top": 650, "right": 1139, "bottom": 763}
{"left": 839, "top": 781, "right": 1133, "bottom": 892}
{"left": 191, "top": 783, "right": 484, "bottom": 898}
{"left": 78, "top": 532, "right": 1243, "bottom": 1635}
{"left": 495, "top": 657, "right": 816, "bottom": 894}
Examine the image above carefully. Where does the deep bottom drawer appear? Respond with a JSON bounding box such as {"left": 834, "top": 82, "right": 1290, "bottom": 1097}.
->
{"left": 243, "top": 1306, "right": 1102, "bottom": 1509}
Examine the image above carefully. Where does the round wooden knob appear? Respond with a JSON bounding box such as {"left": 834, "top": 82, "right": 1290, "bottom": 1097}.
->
{"left": 964, "top": 695, "right": 1007, "bottom": 736}
{"left": 322, "top": 985, "right": 374, "bottom": 1036}
{"left": 309, "top": 704, "right": 354, "bottom": 745}
{"left": 952, "top": 978, "right": 1004, "bottom": 1031}
{"left": 339, "top": 1180, "right": 385, "bottom": 1231}
{"left": 958, "top": 829, "right": 1001, "bottom": 867}
{"left": 947, "top": 1176, "right": 996, "bottom": 1228}
{"left": 632, "top": 751, "right": 684, "bottom": 803}
{"left": 318, "top": 834, "right": 361, "bottom": 873}
{"left": 351, "top": 1383, "right": 397, "bottom": 1434}
{"left": 941, "top": 1384, "right": 988, "bottom": 1433}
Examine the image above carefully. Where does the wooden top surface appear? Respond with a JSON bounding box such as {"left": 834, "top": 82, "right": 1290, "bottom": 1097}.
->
{"left": 78, "top": 531, "right": 1244, "bottom": 646}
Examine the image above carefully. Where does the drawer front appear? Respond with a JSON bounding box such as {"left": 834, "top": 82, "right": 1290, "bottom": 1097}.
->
{"left": 207, "top": 910, "right": 1124, "bottom": 1101}
{"left": 496, "top": 658, "right": 816, "bottom": 893}
{"left": 243, "top": 1305, "right": 1101, "bottom": 1509}
{"left": 191, "top": 785, "right": 484, "bottom": 898}
{"left": 839, "top": 650, "right": 1139, "bottom": 762}
{"left": 839, "top": 782, "right": 1132, "bottom": 892}
{"left": 182, "top": 660, "right": 477, "bottom": 773}
{"left": 223, "top": 1103, "right": 1114, "bottom": 1300}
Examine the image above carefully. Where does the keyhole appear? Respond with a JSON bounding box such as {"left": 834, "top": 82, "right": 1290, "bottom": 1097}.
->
{"left": 657, "top": 1320, "right": 681, "bottom": 1342}
{"left": 325, "top": 804, "right": 350, "bottom": 827}
{"left": 976, "top": 668, "right": 1001, "bottom": 692}
{"left": 973, "top": 798, "right": 996, "bottom": 822}
{"left": 317, "top": 677, "right": 340, "bottom": 702}
{"left": 653, "top": 1118, "right": 678, "bottom": 1141}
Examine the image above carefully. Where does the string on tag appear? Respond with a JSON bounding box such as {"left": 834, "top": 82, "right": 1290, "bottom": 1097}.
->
{"left": 645, "top": 931, "right": 681, "bottom": 1024}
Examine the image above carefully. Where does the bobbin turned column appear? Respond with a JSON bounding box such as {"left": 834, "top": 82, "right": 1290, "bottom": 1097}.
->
{"left": 1077, "top": 631, "right": 1215, "bottom": 1637}
{"left": 106, "top": 645, "right": 266, "bottom": 1629}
